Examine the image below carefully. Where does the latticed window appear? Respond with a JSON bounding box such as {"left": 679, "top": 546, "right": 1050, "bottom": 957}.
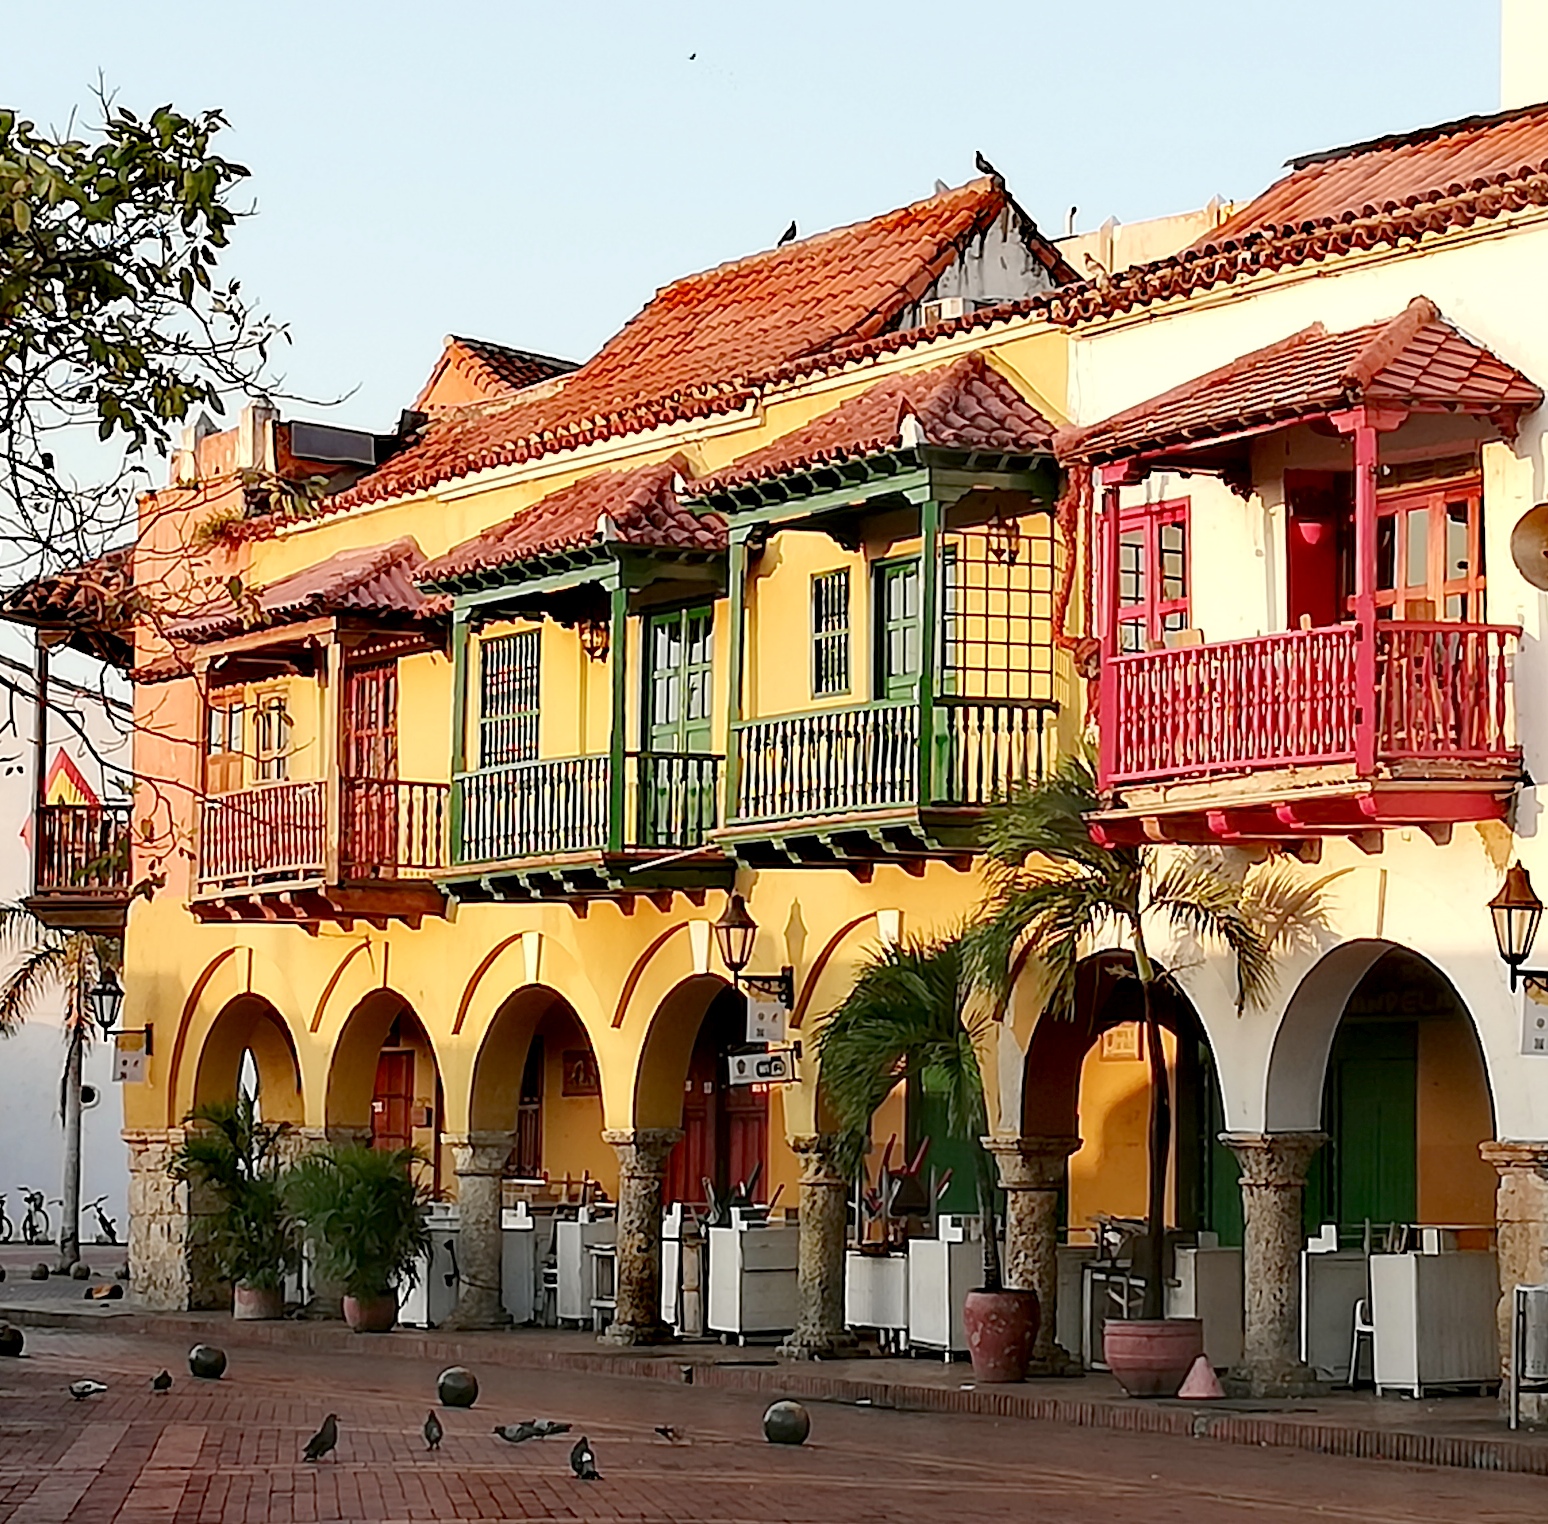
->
{"left": 253, "top": 694, "right": 289, "bottom": 782}
{"left": 810, "top": 569, "right": 850, "bottom": 696}
{"left": 480, "top": 629, "right": 541, "bottom": 767}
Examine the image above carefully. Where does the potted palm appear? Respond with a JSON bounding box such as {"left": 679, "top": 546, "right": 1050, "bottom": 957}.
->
{"left": 817, "top": 933, "right": 1037, "bottom": 1382}
{"left": 286, "top": 1143, "right": 432, "bottom": 1332}
{"left": 167, "top": 1094, "right": 299, "bottom": 1319}
{"left": 973, "top": 753, "right": 1330, "bottom": 1396}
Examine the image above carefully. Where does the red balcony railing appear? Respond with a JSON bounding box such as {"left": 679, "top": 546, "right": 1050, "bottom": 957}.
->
{"left": 35, "top": 803, "right": 131, "bottom": 894}
{"left": 1105, "top": 622, "right": 1516, "bottom": 787}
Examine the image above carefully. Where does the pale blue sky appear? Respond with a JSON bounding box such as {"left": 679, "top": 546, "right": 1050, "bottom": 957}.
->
{"left": 7, "top": 1, "right": 1502, "bottom": 435}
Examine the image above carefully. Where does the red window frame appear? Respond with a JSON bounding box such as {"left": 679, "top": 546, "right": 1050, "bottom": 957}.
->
{"left": 1116, "top": 498, "right": 1191, "bottom": 653}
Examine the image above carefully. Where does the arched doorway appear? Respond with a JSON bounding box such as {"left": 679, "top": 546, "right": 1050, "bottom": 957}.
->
{"left": 191, "top": 995, "right": 303, "bottom": 1126}
{"left": 326, "top": 991, "right": 446, "bottom": 1195}
{"left": 638, "top": 976, "right": 769, "bottom": 1211}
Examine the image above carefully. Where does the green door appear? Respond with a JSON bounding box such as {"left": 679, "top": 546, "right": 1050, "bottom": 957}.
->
{"left": 1304, "top": 1021, "right": 1418, "bottom": 1236}
{"left": 874, "top": 557, "right": 922, "bottom": 702}
{"left": 643, "top": 605, "right": 714, "bottom": 844}
{"left": 906, "top": 1067, "right": 986, "bottom": 1217}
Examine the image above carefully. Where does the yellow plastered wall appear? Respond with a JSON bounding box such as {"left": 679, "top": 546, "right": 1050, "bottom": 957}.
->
{"left": 1416, "top": 1016, "right": 1496, "bottom": 1226}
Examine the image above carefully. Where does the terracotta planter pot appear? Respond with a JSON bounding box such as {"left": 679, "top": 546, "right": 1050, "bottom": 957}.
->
{"left": 1103, "top": 1318, "right": 1204, "bottom": 1398}
{"left": 962, "top": 1288, "right": 1040, "bottom": 1383}
{"left": 232, "top": 1283, "right": 284, "bottom": 1321}
{"left": 342, "top": 1293, "right": 398, "bottom": 1333}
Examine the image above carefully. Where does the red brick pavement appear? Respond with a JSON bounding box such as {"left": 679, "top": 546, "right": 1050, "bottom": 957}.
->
{"left": 3, "top": 1329, "right": 1547, "bottom": 1523}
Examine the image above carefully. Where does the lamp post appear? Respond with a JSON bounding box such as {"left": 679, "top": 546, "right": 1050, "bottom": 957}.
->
{"left": 712, "top": 892, "right": 793, "bottom": 1007}
{"left": 1490, "top": 863, "right": 1548, "bottom": 992}
{"left": 88, "top": 966, "right": 124, "bottom": 1039}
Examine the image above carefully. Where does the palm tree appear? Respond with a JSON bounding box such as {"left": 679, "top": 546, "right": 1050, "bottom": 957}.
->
{"left": 973, "top": 753, "right": 1331, "bottom": 1320}
{"left": 815, "top": 932, "right": 1004, "bottom": 1291}
{"left": 0, "top": 904, "right": 120, "bottom": 1271}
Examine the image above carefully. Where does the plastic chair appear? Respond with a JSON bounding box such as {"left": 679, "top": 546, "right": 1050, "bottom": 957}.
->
{"left": 1347, "top": 1297, "right": 1375, "bottom": 1387}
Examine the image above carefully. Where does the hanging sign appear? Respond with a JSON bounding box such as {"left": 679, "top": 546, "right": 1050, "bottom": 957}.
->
{"left": 113, "top": 1030, "right": 150, "bottom": 1083}
{"left": 1523, "top": 987, "right": 1548, "bottom": 1055}
{"left": 746, "top": 993, "right": 788, "bottom": 1045}
{"left": 728, "top": 1047, "right": 798, "bottom": 1086}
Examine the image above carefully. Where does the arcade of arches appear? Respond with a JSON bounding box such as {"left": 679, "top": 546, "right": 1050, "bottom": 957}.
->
{"left": 133, "top": 936, "right": 1518, "bottom": 1393}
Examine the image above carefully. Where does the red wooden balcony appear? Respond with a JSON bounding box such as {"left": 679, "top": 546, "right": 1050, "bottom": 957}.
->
{"left": 27, "top": 802, "right": 133, "bottom": 930}
{"left": 1094, "top": 622, "right": 1520, "bottom": 844}
{"left": 194, "top": 777, "right": 449, "bottom": 925}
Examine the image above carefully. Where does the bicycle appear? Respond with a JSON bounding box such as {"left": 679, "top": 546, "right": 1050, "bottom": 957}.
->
{"left": 19, "top": 1188, "right": 57, "bottom": 1247}
{"left": 82, "top": 1195, "right": 119, "bottom": 1246}
{"left": 0, "top": 1193, "right": 12, "bottom": 1244}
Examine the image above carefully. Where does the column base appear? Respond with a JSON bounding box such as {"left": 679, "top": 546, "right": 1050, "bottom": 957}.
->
{"left": 599, "top": 1318, "right": 675, "bottom": 1347}
{"left": 1026, "top": 1344, "right": 1084, "bottom": 1378}
{"left": 442, "top": 1304, "right": 512, "bottom": 1332}
{"left": 777, "top": 1329, "right": 861, "bottom": 1361}
{"left": 1223, "top": 1361, "right": 1326, "bottom": 1399}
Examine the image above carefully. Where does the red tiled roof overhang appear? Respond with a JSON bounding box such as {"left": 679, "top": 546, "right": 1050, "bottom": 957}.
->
{"left": 418, "top": 459, "right": 726, "bottom": 587}
{"left": 696, "top": 354, "right": 1056, "bottom": 495}
{"left": 321, "top": 178, "right": 1067, "bottom": 517}
{"left": 0, "top": 547, "right": 136, "bottom": 667}
{"left": 1054, "top": 298, "right": 1544, "bottom": 467}
{"left": 171, "top": 537, "right": 445, "bottom": 643}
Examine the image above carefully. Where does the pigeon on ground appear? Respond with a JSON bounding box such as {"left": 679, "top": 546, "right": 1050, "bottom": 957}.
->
{"left": 423, "top": 1411, "right": 443, "bottom": 1451}
{"left": 569, "top": 1435, "right": 600, "bottom": 1481}
{"left": 494, "top": 1422, "right": 541, "bottom": 1444}
{"left": 302, "top": 1414, "right": 339, "bottom": 1462}
{"left": 531, "top": 1420, "right": 571, "bottom": 1438}
{"left": 69, "top": 1380, "right": 107, "bottom": 1401}
{"left": 653, "top": 1425, "right": 685, "bottom": 1443}
{"left": 151, "top": 1370, "right": 172, "bottom": 1395}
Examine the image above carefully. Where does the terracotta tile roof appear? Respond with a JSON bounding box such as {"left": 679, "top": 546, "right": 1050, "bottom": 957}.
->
{"left": 1056, "top": 298, "right": 1544, "bottom": 466}
{"left": 328, "top": 179, "right": 1064, "bottom": 515}
{"left": 696, "top": 354, "right": 1055, "bottom": 495}
{"left": 0, "top": 547, "right": 135, "bottom": 667}
{"left": 412, "top": 336, "right": 576, "bottom": 412}
{"left": 419, "top": 460, "right": 725, "bottom": 587}
{"left": 172, "top": 537, "right": 446, "bottom": 642}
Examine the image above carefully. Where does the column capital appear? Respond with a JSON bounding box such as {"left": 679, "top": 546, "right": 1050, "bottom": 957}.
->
{"left": 1222, "top": 1131, "right": 1327, "bottom": 1188}
{"left": 603, "top": 1128, "right": 683, "bottom": 1175}
{"left": 787, "top": 1133, "right": 847, "bottom": 1188}
{"left": 983, "top": 1135, "right": 1082, "bottom": 1192}
{"left": 1481, "top": 1140, "right": 1548, "bottom": 1174}
{"left": 448, "top": 1132, "right": 516, "bottom": 1177}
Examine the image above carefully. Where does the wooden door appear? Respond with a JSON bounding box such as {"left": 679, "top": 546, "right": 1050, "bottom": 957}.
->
{"left": 665, "top": 1042, "right": 718, "bottom": 1208}
{"left": 205, "top": 692, "right": 245, "bottom": 795}
{"left": 723, "top": 1080, "right": 768, "bottom": 1199}
{"left": 344, "top": 664, "right": 399, "bottom": 873}
{"left": 371, "top": 1050, "right": 414, "bottom": 1153}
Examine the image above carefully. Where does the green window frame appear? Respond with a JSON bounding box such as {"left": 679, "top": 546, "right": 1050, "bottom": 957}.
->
{"left": 873, "top": 556, "right": 922, "bottom": 702}
{"left": 646, "top": 604, "right": 714, "bottom": 752}
{"left": 479, "top": 629, "right": 540, "bottom": 767}
{"left": 810, "top": 568, "right": 851, "bottom": 697}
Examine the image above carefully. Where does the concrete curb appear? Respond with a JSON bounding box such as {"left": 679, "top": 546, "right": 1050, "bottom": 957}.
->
{"left": 5, "top": 1301, "right": 1544, "bottom": 1477}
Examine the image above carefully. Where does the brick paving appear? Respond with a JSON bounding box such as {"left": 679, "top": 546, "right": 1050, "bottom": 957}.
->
{"left": 2, "top": 1329, "right": 1547, "bottom": 1522}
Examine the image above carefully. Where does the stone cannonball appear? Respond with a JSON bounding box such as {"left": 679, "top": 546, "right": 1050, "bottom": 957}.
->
{"left": 70, "top": 1263, "right": 91, "bottom": 1281}
{"left": 436, "top": 1366, "right": 479, "bottom": 1407}
{"left": 188, "top": 1344, "right": 228, "bottom": 1380}
{"left": 762, "top": 1399, "right": 811, "bottom": 1445}
{"left": 29, "top": 1263, "right": 49, "bottom": 1281}
{"left": 0, "top": 1323, "right": 22, "bottom": 1358}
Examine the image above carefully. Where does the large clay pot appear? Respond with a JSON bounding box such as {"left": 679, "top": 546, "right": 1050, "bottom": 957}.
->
{"left": 233, "top": 1283, "right": 284, "bottom": 1321}
{"left": 1103, "top": 1318, "right": 1205, "bottom": 1398}
{"left": 962, "top": 1288, "right": 1040, "bottom": 1383}
{"left": 343, "top": 1293, "right": 399, "bottom": 1333}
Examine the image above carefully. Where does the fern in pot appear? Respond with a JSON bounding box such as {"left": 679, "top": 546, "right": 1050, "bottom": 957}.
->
{"left": 287, "top": 1143, "right": 432, "bottom": 1331}
{"left": 168, "top": 1094, "right": 300, "bottom": 1320}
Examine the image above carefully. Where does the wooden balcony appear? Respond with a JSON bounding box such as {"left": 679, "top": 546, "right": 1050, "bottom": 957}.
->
{"left": 446, "top": 750, "right": 732, "bottom": 903}
{"left": 194, "top": 777, "right": 450, "bottom": 925}
{"left": 720, "top": 696, "right": 1057, "bottom": 870}
{"left": 27, "top": 803, "right": 133, "bottom": 930}
{"left": 1093, "top": 622, "right": 1521, "bottom": 845}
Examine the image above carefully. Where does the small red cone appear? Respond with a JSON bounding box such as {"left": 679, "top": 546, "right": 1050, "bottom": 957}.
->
{"left": 1177, "top": 1354, "right": 1224, "bottom": 1400}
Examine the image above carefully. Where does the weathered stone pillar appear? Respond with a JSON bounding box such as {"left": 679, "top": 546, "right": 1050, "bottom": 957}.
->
{"left": 124, "top": 1129, "right": 193, "bottom": 1311}
{"left": 1482, "top": 1140, "right": 1548, "bottom": 1419}
{"left": 600, "top": 1128, "right": 680, "bottom": 1346}
{"left": 444, "top": 1132, "right": 515, "bottom": 1330}
{"left": 778, "top": 1134, "right": 857, "bottom": 1360}
{"left": 985, "top": 1135, "right": 1083, "bottom": 1374}
{"left": 1222, "top": 1131, "right": 1326, "bottom": 1396}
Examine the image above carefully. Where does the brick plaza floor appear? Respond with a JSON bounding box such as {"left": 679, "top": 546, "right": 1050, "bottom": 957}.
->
{"left": 3, "top": 1327, "right": 1547, "bottom": 1522}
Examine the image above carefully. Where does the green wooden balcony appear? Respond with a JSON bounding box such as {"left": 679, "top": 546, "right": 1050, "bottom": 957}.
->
{"left": 446, "top": 749, "right": 733, "bottom": 902}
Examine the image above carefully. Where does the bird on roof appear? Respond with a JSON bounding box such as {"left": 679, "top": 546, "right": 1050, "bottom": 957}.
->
{"left": 778, "top": 221, "right": 798, "bottom": 246}
{"left": 974, "top": 150, "right": 1003, "bottom": 181}
{"left": 570, "top": 1435, "right": 601, "bottom": 1481}
{"left": 494, "top": 1422, "right": 542, "bottom": 1444}
{"left": 423, "top": 1411, "right": 443, "bottom": 1451}
{"left": 303, "top": 1414, "right": 338, "bottom": 1462}
{"left": 1082, "top": 252, "right": 1114, "bottom": 293}
{"left": 151, "top": 1370, "right": 172, "bottom": 1395}
{"left": 69, "top": 1380, "right": 107, "bottom": 1401}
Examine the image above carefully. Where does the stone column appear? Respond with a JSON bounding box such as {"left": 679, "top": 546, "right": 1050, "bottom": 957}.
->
{"left": 124, "top": 1129, "right": 192, "bottom": 1311}
{"left": 985, "top": 1135, "right": 1083, "bottom": 1375}
{"left": 1222, "top": 1131, "right": 1326, "bottom": 1397}
{"left": 444, "top": 1132, "right": 515, "bottom": 1330}
{"left": 778, "top": 1134, "right": 857, "bottom": 1360}
{"left": 1482, "top": 1140, "right": 1548, "bottom": 1419}
{"left": 600, "top": 1127, "right": 680, "bottom": 1346}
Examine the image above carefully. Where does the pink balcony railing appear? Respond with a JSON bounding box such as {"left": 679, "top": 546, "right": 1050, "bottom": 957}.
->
{"left": 1104, "top": 622, "right": 1517, "bottom": 787}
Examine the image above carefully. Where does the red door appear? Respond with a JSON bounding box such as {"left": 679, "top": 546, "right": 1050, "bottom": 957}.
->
{"left": 343, "top": 664, "right": 399, "bottom": 874}
{"left": 371, "top": 1050, "right": 414, "bottom": 1153}
{"left": 665, "top": 1044, "right": 718, "bottom": 1208}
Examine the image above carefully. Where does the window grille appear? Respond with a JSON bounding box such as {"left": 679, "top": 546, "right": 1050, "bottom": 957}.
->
{"left": 811, "top": 568, "right": 851, "bottom": 696}
{"left": 480, "top": 629, "right": 541, "bottom": 766}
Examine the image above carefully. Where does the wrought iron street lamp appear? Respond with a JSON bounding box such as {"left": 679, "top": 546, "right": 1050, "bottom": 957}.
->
{"left": 712, "top": 892, "right": 794, "bottom": 1007}
{"left": 88, "top": 966, "right": 124, "bottom": 1039}
{"left": 1490, "top": 864, "right": 1548, "bottom": 991}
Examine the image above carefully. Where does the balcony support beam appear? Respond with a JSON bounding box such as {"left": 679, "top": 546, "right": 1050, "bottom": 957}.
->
{"left": 449, "top": 608, "right": 471, "bottom": 863}
{"left": 30, "top": 633, "right": 48, "bottom": 900}
{"left": 606, "top": 577, "right": 629, "bottom": 856}
{"left": 723, "top": 528, "right": 751, "bottom": 819}
{"left": 1096, "top": 481, "right": 1122, "bottom": 789}
{"left": 918, "top": 496, "right": 942, "bottom": 806}
{"left": 321, "top": 639, "right": 345, "bottom": 886}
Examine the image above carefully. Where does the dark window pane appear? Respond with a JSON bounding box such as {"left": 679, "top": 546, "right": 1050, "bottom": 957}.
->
{"left": 1446, "top": 503, "right": 1470, "bottom": 581}
{"left": 1376, "top": 516, "right": 1397, "bottom": 591}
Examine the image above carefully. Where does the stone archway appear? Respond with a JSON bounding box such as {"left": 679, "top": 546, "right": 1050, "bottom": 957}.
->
{"left": 190, "top": 994, "right": 305, "bottom": 1126}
